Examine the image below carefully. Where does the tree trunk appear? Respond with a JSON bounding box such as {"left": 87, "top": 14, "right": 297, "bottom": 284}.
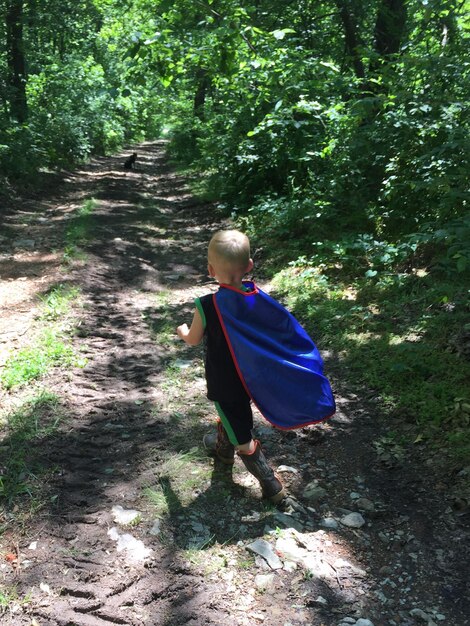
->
{"left": 374, "top": 0, "right": 407, "bottom": 57}
{"left": 194, "top": 68, "right": 209, "bottom": 121}
{"left": 336, "top": 0, "right": 365, "bottom": 80}
{"left": 6, "top": 0, "right": 27, "bottom": 123}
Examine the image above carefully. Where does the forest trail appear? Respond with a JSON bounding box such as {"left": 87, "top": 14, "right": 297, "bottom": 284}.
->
{"left": 0, "top": 142, "right": 468, "bottom": 626}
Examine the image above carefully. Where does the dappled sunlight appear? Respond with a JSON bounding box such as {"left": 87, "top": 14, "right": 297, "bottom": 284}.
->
{"left": 0, "top": 253, "right": 64, "bottom": 374}
{"left": 1, "top": 141, "right": 467, "bottom": 625}
{"left": 1, "top": 0, "right": 468, "bottom": 617}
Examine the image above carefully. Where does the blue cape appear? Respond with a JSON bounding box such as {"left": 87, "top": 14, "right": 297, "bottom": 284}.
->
{"left": 213, "top": 281, "right": 335, "bottom": 429}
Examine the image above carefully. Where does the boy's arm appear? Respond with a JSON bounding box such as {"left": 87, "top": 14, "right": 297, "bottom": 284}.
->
{"left": 177, "top": 308, "right": 204, "bottom": 346}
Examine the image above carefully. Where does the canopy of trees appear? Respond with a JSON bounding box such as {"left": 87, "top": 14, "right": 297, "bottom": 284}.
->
{"left": 1, "top": 0, "right": 468, "bottom": 263}
{"left": 1, "top": 1, "right": 469, "bottom": 453}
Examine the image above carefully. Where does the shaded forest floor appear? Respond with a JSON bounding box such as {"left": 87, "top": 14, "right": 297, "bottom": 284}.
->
{"left": 0, "top": 142, "right": 469, "bottom": 626}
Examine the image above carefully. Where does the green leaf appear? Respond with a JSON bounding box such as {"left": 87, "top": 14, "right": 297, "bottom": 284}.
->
{"left": 123, "top": 43, "right": 141, "bottom": 59}
{"left": 319, "top": 61, "right": 340, "bottom": 72}
{"left": 144, "top": 33, "right": 162, "bottom": 45}
{"left": 271, "top": 29, "right": 295, "bottom": 40}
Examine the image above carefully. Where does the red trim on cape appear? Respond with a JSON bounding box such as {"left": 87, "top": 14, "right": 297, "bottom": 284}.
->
{"left": 212, "top": 289, "right": 335, "bottom": 430}
{"left": 218, "top": 282, "right": 258, "bottom": 296}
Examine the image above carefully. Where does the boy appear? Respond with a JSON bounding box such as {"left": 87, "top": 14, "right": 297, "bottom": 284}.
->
{"left": 177, "top": 230, "right": 335, "bottom": 504}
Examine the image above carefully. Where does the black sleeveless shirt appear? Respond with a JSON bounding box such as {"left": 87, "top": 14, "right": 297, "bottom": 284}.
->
{"left": 196, "top": 293, "right": 249, "bottom": 402}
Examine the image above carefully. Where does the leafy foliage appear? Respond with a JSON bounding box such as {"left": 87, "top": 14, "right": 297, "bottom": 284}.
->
{"left": 0, "top": 0, "right": 468, "bottom": 457}
{"left": 271, "top": 249, "right": 470, "bottom": 458}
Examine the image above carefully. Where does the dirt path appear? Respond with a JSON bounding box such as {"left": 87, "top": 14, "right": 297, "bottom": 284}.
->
{"left": 0, "top": 142, "right": 468, "bottom": 626}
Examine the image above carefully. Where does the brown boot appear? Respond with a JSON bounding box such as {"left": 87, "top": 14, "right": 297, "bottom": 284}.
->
{"left": 238, "top": 441, "right": 286, "bottom": 503}
{"left": 203, "top": 419, "right": 235, "bottom": 465}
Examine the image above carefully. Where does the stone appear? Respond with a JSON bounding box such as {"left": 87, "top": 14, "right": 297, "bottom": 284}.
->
{"left": 273, "top": 511, "right": 304, "bottom": 532}
{"left": 284, "top": 498, "right": 309, "bottom": 515}
{"left": 247, "top": 539, "right": 283, "bottom": 570}
{"left": 409, "top": 608, "right": 431, "bottom": 622}
{"left": 355, "top": 498, "right": 376, "bottom": 512}
{"left": 173, "top": 359, "right": 192, "bottom": 369}
{"left": 303, "top": 481, "right": 327, "bottom": 502}
{"left": 283, "top": 560, "right": 298, "bottom": 572}
{"left": 302, "top": 553, "right": 332, "bottom": 579}
{"left": 340, "top": 512, "right": 366, "bottom": 528}
{"left": 111, "top": 505, "right": 141, "bottom": 525}
{"left": 13, "top": 239, "right": 36, "bottom": 250}
{"left": 107, "top": 527, "right": 152, "bottom": 563}
{"left": 254, "top": 573, "right": 276, "bottom": 591}
{"left": 334, "top": 558, "right": 366, "bottom": 576}
{"left": 320, "top": 517, "right": 339, "bottom": 530}
{"left": 241, "top": 511, "right": 262, "bottom": 522}
{"left": 165, "top": 274, "right": 182, "bottom": 281}
{"left": 275, "top": 535, "right": 305, "bottom": 563}
{"left": 278, "top": 465, "right": 298, "bottom": 473}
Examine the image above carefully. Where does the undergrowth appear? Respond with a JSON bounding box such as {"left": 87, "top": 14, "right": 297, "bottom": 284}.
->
{"left": 270, "top": 257, "right": 469, "bottom": 460}
{"left": 236, "top": 205, "right": 470, "bottom": 462}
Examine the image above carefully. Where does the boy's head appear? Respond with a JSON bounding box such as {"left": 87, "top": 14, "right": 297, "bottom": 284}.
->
{"left": 208, "top": 230, "right": 252, "bottom": 282}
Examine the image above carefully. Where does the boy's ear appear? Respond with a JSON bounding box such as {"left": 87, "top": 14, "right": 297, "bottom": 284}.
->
{"left": 246, "top": 258, "right": 254, "bottom": 273}
{"left": 207, "top": 262, "right": 216, "bottom": 277}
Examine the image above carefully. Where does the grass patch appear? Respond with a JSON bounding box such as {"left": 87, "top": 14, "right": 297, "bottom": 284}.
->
{"left": 1, "top": 329, "right": 85, "bottom": 390}
{"left": 271, "top": 262, "right": 470, "bottom": 459}
{"left": 160, "top": 447, "right": 208, "bottom": 474}
{"left": 144, "top": 449, "right": 212, "bottom": 514}
{"left": 0, "top": 586, "right": 31, "bottom": 616}
{"left": 1, "top": 280, "right": 85, "bottom": 390}
{"left": 39, "top": 283, "right": 80, "bottom": 321}
{"left": 144, "top": 486, "right": 169, "bottom": 517}
{"left": 0, "top": 390, "right": 63, "bottom": 504}
{"left": 63, "top": 198, "right": 98, "bottom": 262}
{"left": 144, "top": 293, "right": 178, "bottom": 348}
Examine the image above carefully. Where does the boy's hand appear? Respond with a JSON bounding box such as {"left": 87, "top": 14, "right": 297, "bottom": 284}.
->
{"left": 176, "top": 309, "right": 203, "bottom": 346}
{"left": 177, "top": 323, "right": 189, "bottom": 340}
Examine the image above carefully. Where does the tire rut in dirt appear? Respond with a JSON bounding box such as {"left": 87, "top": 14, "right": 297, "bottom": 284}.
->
{"left": 12, "top": 142, "right": 233, "bottom": 626}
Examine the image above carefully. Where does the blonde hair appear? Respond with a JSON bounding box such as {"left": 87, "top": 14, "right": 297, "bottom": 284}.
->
{"left": 208, "top": 230, "right": 250, "bottom": 270}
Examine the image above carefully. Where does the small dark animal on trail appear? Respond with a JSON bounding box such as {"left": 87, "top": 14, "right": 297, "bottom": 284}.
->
{"left": 124, "top": 153, "right": 137, "bottom": 169}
